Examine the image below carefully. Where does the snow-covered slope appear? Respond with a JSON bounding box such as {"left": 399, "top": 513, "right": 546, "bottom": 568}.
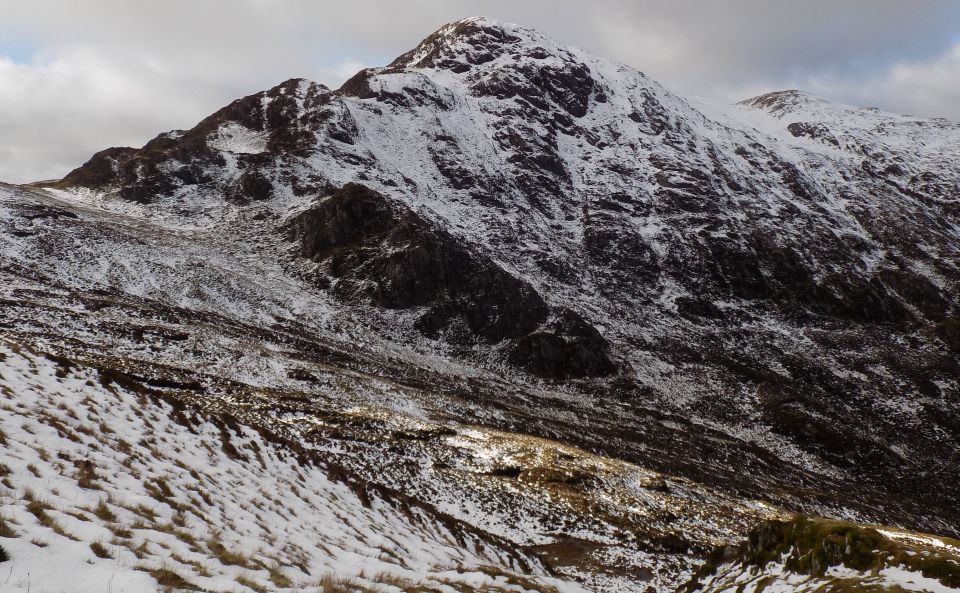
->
{"left": 0, "top": 340, "right": 580, "bottom": 593}
{"left": 3, "top": 15, "right": 959, "bottom": 593}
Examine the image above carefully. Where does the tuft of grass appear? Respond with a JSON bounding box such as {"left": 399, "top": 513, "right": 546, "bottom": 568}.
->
{"left": 90, "top": 541, "right": 112, "bottom": 559}
{"left": 151, "top": 522, "right": 199, "bottom": 550}
{"left": 172, "top": 511, "right": 188, "bottom": 528}
{"left": 22, "top": 492, "right": 78, "bottom": 540}
{"left": 132, "top": 503, "right": 158, "bottom": 522}
{"left": 308, "top": 574, "right": 367, "bottom": 593}
{"left": 269, "top": 564, "right": 294, "bottom": 589}
{"left": 207, "top": 537, "right": 253, "bottom": 567}
{"left": 74, "top": 459, "right": 100, "bottom": 489}
{"left": 25, "top": 492, "right": 54, "bottom": 527}
{"left": 92, "top": 499, "right": 117, "bottom": 522}
{"left": 52, "top": 521, "right": 81, "bottom": 541}
{"left": 145, "top": 477, "right": 175, "bottom": 502}
{"left": 137, "top": 564, "right": 200, "bottom": 591}
{"left": 0, "top": 515, "right": 16, "bottom": 538}
{"left": 110, "top": 523, "right": 133, "bottom": 539}
{"left": 235, "top": 574, "right": 270, "bottom": 593}
{"left": 371, "top": 572, "right": 426, "bottom": 592}
{"left": 132, "top": 540, "right": 150, "bottom": 559}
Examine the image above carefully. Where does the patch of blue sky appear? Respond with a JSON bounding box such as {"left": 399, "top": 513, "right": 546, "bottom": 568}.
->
{"left": 0, "top": 35, "right": 38, "bottom": 64}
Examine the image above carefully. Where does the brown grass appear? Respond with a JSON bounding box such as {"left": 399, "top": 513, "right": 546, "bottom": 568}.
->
{"left": 208, "top": 537, "right": 253, "bottom": 567}
{"left": 92, "top": 499, "right": 117, "bottom": 522}
{"left": 235, "top": 574, "right": 270, "bottom": 593}
{"left": 74, "top": 459, "right": 100, "bottom": 489}
{"left": 0, "top": 515, "right": 18, "bottom": 538}
{"left": 269, "top": 564, "right": 294, "bottom": 589}
{"left": 137, "top": 564, "right": 200, "bottom": 591}
{"left": 25, "top": 494, "right": 53, "bottom": 527}
{"left": 110, "top": 523, "right": 133, "bottom": 539}
{"left": 90, "top": 541, "right": 113, "bottom": 559}
{"left": 132, "top": 503, "right": 158, "bottom": 522}
{"left": 304, "top": 574, "right": 372, "bottom": 593}
{"left": 23, "top": 489, "right": 81, "bottom": 540}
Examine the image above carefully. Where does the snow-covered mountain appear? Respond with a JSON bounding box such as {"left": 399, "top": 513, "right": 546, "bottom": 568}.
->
{"left": 2, "top": 16, "right": 959, "bottom": 593}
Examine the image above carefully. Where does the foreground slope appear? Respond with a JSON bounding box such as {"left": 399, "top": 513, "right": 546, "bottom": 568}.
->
{"left": 686, "top": 517, "right": 960, "bottom": 593}
{"left": 0, "top": 340, "right": 577, "bottom": 593}
{"left": 3, "top": 336, "right": 958, "bottom": 592}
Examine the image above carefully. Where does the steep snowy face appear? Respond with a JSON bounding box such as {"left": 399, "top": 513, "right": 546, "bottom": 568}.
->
{"left": 35, "top": 17, "right": 960, "bottom": 543}
{"left": 739, "top": 88, "right": 960, "bottom": 209}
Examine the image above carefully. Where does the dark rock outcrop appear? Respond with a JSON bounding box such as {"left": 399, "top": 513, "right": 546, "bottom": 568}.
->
{"left": 286, "top": 183, "right": 615, "bottom": 378}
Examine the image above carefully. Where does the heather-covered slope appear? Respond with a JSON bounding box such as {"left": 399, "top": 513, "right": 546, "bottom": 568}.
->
{"left": 685, "top": 516, "right": 960, "bottom": 593}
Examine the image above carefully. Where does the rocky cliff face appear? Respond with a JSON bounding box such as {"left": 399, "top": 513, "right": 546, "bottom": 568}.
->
{"left": 284, "top": 182, "right": 615, "bottom": 378}
{"left": 6, "top": 15, "right": 960, "bottom": 592}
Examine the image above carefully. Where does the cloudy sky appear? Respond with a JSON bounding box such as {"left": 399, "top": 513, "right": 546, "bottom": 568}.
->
{"left": 2, "top": 0, "right": 959, "bottom": 183}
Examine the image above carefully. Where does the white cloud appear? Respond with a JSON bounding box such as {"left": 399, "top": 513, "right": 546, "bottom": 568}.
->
{"left": 880, "top": 45, "right": 960, "bottom": 118}
{"left": 0, "top": 49, "right": 224, "bottom": 182}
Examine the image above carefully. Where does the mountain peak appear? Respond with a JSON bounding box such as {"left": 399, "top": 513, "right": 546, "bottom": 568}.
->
{"left": 387, "top": 16, "right": 540, "bottom": 71}
{"left": 440, "top": 15, "right": 499, "bottom": 30}
{"left": 739, "top": 89, "right": 827, "bottom": 116}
